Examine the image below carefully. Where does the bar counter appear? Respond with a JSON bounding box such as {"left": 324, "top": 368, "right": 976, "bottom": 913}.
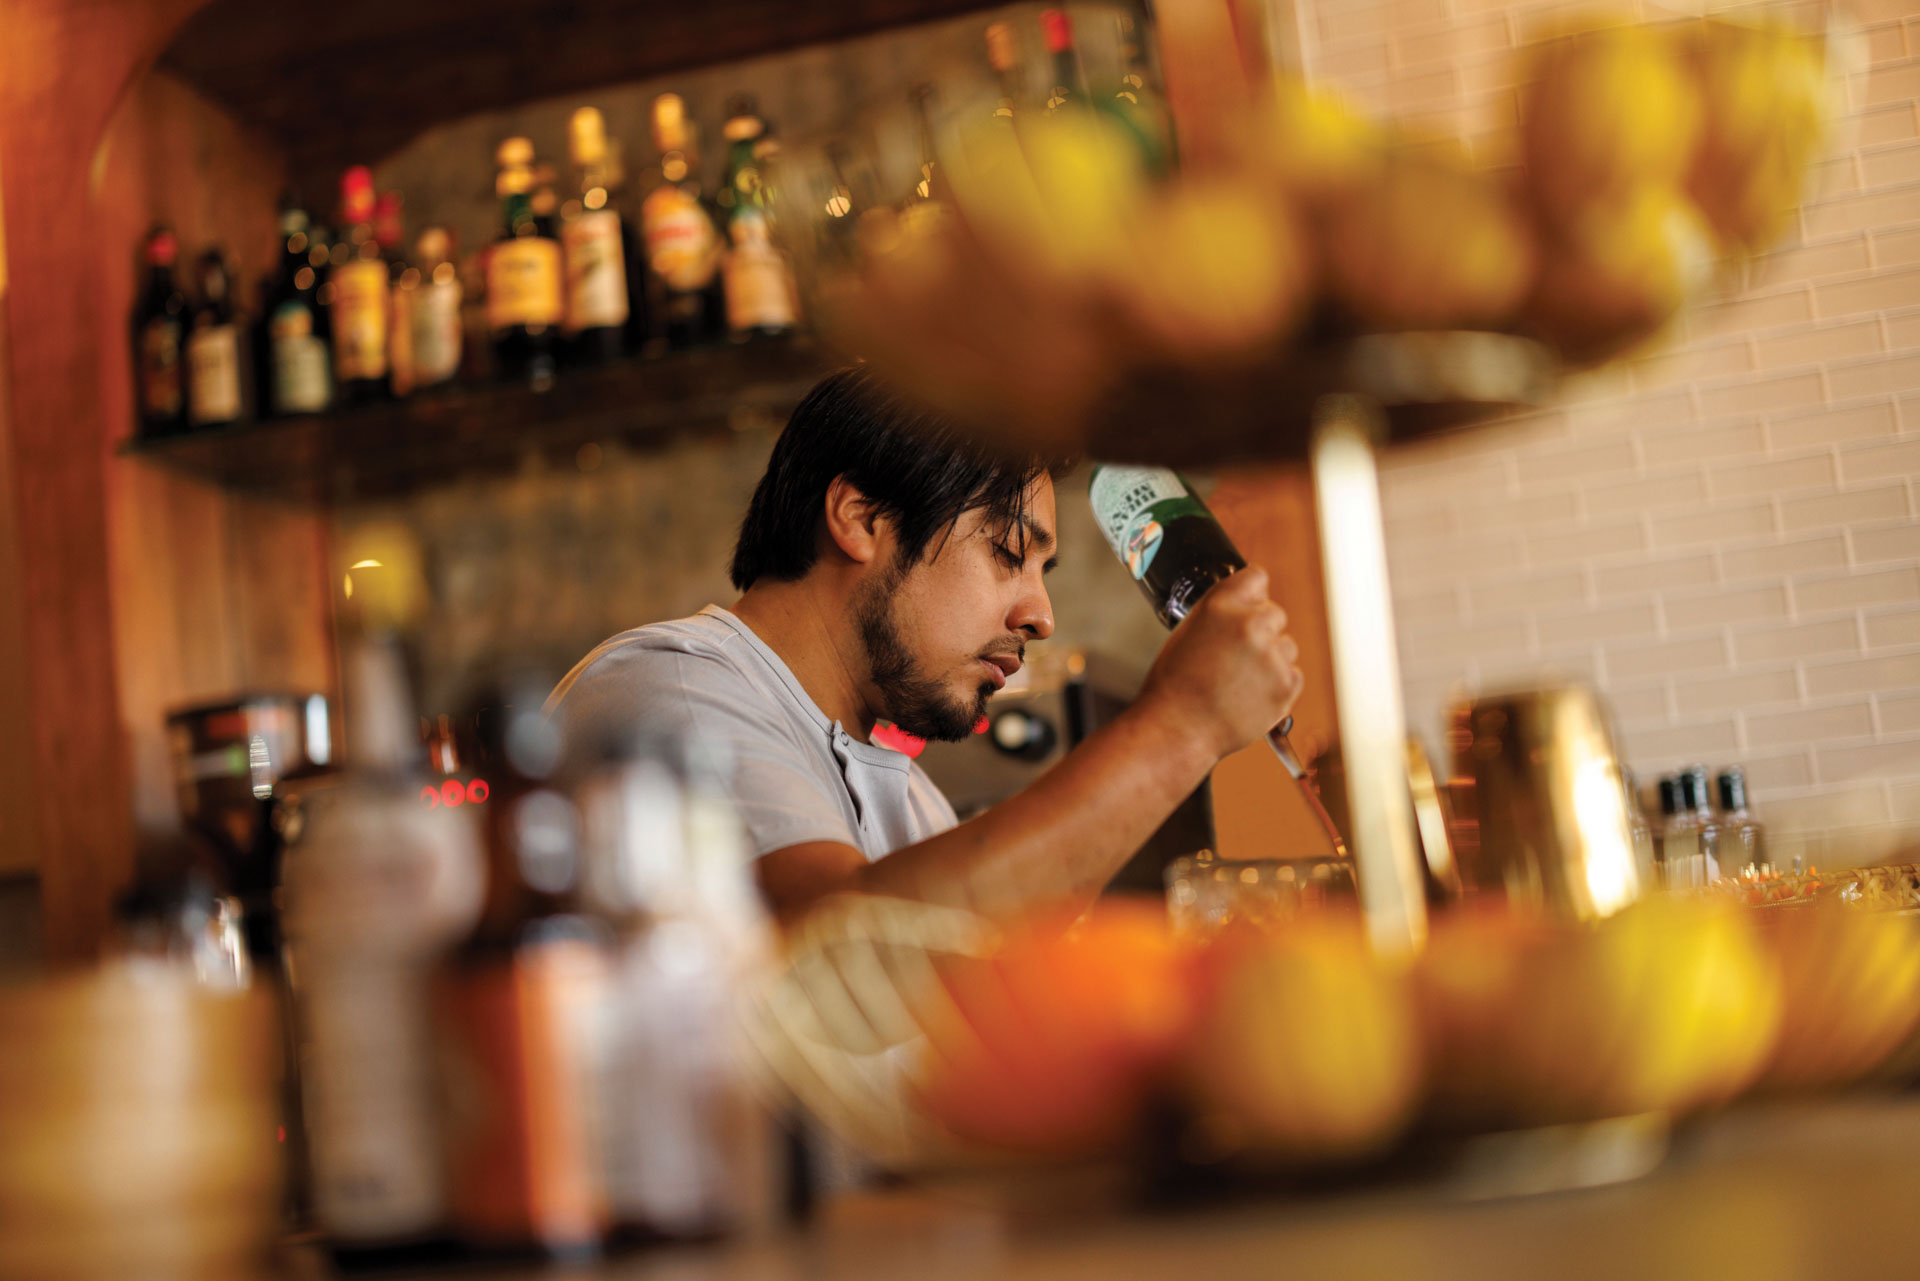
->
{"left": 302, "top": 1096, "right": 1920, "bottom": 1280}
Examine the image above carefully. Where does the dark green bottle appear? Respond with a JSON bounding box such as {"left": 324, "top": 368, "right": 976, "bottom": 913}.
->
{"left": 1088, "top": 464, "right": 1245, "bottom": 628}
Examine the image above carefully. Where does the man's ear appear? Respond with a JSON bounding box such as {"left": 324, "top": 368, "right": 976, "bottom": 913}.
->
{"left": 822, "top": 474, "right": 885, "bottom": 566}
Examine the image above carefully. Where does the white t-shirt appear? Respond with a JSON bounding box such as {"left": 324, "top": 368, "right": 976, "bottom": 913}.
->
{"left": 546, "top": 605, "right": 958, "bottom": 861}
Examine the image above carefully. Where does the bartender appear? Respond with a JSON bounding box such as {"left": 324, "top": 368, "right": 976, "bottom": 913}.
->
{"left": 548, "top": 366, "right": 1303, "bottom": 922}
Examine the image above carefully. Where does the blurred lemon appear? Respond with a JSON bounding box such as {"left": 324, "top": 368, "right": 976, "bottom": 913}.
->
{"left": 1254, "top": 78, "right": 1382, "bottom": 205}
{"left": 1323, "top": 152, "right": 1538, "bottom": 331}
{"left": 1684, "top": 17, "right": 1831, "bottom": 253}
{"left": 1520, "top": 21, "right": 1702, "bottom": 224}
{"left": 1524, "top": 185, "right": 1718, "bottom": 362}
{"left": 946, "top": 113, "right": 1147, "bottom": 290}
{"left": 1759, "top": 901, "right": 1920, "bottom": 1091}
{"left": 1180, "top": 919, "right": 1421, "bottom": 1162}
{"left": 1109, "top": 177, "right": 1309, "bottom": 363}
{"left": 1421, "top": 898, "right": 1780, "bottom": 1124}
{"left": 917, "top": 901, "right": 1196, "bottom": 1156}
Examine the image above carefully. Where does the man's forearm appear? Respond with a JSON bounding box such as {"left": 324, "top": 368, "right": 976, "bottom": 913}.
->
{"left": 853, "top": 698, "right": 1220, "bottom": 920}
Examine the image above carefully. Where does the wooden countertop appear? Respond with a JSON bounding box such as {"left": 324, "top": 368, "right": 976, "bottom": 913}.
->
{"left": 315, "top": 1096, "right": 1920, "bottom": 1280}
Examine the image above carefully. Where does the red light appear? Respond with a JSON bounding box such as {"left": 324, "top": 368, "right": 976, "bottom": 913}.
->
{"left": 423, "top": 777, "right": 489, "bottom": 807}
{"left": 973, "top": 715, "right": 989, "bottom": 734}
{"left": 467, "top": 778, "right": 489, "bottom": 803}
{"left": 440, "top": 779, "right": 466, "bottom": 807}
{"left": 871, "top": 722, "right": 927, "bottom": 758}
{"left": 420, "top": 784, "right": 440, "bottom": 808}
{"left": 277, "top": 1126, "right": 286, "bottom": 1143}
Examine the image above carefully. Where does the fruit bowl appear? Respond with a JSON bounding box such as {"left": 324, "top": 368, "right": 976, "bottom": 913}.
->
{"left": 770, "top": 1, "right": 1856, "bottom": 464}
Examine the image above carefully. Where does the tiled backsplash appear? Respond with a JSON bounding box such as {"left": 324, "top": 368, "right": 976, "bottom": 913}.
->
{"left": 1305, "top": 0, "right": 1920, "bottom": 865}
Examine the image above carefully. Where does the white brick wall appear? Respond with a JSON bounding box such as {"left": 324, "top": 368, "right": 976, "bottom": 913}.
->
{"left": 1299, "top": 0, "right": 1920, "bottom": 865}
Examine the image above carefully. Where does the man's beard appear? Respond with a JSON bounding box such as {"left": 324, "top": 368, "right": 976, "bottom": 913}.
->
{"left": 855, "top": 566, "right": 997, "bottom": 743}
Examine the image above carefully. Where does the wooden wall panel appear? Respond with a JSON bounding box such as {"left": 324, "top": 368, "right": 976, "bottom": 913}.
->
{"left": 1205, "top": 466, "right": 1343, "bottom": 862}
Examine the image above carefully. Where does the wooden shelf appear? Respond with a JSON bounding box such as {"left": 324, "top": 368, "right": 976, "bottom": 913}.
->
{"left": 119, "top": 338, "right": 835, "bottom": 503}
{"left": 158, "top": 0, "right": 1002, "bottom": 176}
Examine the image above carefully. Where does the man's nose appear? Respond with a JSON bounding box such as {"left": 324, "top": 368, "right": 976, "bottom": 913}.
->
{"left": 1012, "top": 580, "right": 1054, "bottom": 642}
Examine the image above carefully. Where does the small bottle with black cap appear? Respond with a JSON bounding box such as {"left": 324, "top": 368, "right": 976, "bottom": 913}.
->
{"left": 1678, "top": 765, "right": 1723, "bottom": 886}
{"left": 1716, "top": 766, "right": 1769, "bottom": 874}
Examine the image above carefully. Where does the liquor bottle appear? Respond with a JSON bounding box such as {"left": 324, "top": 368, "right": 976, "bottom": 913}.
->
{"left": 1653, "top": 775, "right": 1685, "bottom": 888}
{"left": 185, "top": 247, "right": 251, "bottom": 429}
{"left": 640, "top": 93, "right": 725, "bottom": 353}
{"left": 1622, "top": 768, "right": 1659, "bottom": 890}
{"left": 575, "top": 736, "right": 779, "bottom": 1243}
{"left": 132, "top": 224, "right": 189, "bottom": 436}
{"left": 1680, "top": 764, "right": 1724, "bottom": 884}
{"left": 279, "top": 636, "right": 484, "bottom": 1264}
{"left": 259, "top": 201, "right": 333, "bottom": 417}
{"left": 1088, "top": 465, "right": 1248, "bottom": 628}
{"left": 898, "top": 83, "right": 948, "bottom": 239}
{"left": 1716, "top": 767, "right": 1769, "bottom": 874}
{"left": 377, "top": 191, "right": 415, "bottom": 397}
{"left": 561, "top": 106, "right": 632, "bottom": 364}
{"left": 330, "top": 166, "right": 391, "bottom": 405}
{"left": 718, "top": 94, "right": 798, "bottom": 343}
{"left": 1041, "top": 8, "right": 1086, "bottom": 113}
{"left": 407, "top": 227, "right": 463, "bottom": 392}
{"left": 487, "top": 137, "right": 565, "bottom": 391}
{"left": 1104, "top": 13, "right": 1176, "bottom": 173}
{"left": 985, "top": 21, "right": 1022, "bottom": 122}
{"left": 435, "top": 686, "right": 612, "bottom": 1260}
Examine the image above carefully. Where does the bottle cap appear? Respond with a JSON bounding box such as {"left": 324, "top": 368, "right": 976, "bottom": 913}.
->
{"left": 415, "top": 226, "right": 453, "bottom": 265}
{"left": 984, "top": 21, "right": 1017, "bottom": 72}
{"left": 1041, "top": 8, "right": 1074, "bottom": 54}
{"left": 568, "top": 107, "right": 607, "bottom": 166}
{"left": 1677, "top": 765, "right": 1710, "bottom": 811}
{"left": 495, "top": 137, "right": 535, "bottom": 169}
{"left": 373, "top": 190, "right": 403, "bottom": 248}
{"left": 340, "top": 165, "right": 375, "bottom": 223}
{"left": 651, "top": 93, "right": 690, "bottom": 152}
{"left": 1717, "top": 768, "right": 1748, "bottom": 813}
{"left": 1658, "top": 776, "right": 1680, "bottom": 817}
{"left": 145, "top": 224, "right": 178, "bottom": 267}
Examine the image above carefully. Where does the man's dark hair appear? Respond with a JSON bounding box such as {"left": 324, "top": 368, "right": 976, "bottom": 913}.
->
{"left": 730, "top": 366, "right": 1062, "bottom": 591}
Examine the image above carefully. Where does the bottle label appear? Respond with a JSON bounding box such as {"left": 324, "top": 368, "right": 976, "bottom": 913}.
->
{"left": 332, "top": 258, "right": 390, "bottom": 379}
{"left": 411, "top": 278, "right": 464, "bottom": 385}
{"left": 641, "top": 186, "right": 719, "bottom": 292}
{"left": 1088, "top": 466, "right": 1207, "bottom": 580}
{"left": 723, "top": 210, "right": 797, "bottom": 332}
{"left": 140, "top": 319, "right": 183, "bottom": 417}
{"left": 270, "top": 301, "right": 331, "bottom": 413}
{"left": 487, "top": 237, "right": 564, "bottom": 331}
{"left": 562, "top": 209, "right": 630, "bottom": 332}
{"left": 186, "top": 323, "right": 242, "bottom": 424}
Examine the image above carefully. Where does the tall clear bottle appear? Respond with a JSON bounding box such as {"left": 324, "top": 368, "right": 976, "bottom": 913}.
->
{"left": 640, "top": 93, "right": 725, "bottom": 353}
{"left": 279, "top": 635, "right": 484, "bottom": 1264}
{"left": 1717, "top": 767, "right": 1769, "bottom": 874}
{"left": 561, "top": 106, "right": 634, "bottom": 364}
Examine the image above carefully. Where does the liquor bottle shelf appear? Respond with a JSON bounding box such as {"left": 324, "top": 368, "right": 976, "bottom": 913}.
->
{"left": 159, "top": 0, "right": 1004, "bottom": 177}
{"left": 119, "top": 338, "right": 835, "bottom": 503}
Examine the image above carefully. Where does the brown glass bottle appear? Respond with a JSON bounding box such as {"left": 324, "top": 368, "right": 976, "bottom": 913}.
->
{"left": 1088, "top": 464, "right": 1247, "bottom": 628}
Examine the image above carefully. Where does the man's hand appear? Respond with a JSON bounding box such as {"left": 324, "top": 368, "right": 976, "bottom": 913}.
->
{"left": 1136, "top": 565, "right": 1303, "bottom": 762}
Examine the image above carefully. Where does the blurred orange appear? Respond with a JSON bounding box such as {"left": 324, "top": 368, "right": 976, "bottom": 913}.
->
{"left": 1179, "top": 918, "right": 1422, "bottom": 1162}
{"left": 916, "top": 900, "right": 1197, "bottom": 1157}
{"left": 1321, "top": 150, "right": 1538, "bottom": 331}
{"left": 1419, "top": 898, "right": 1780, "bottom": 1124}
{"left": 1759, "top": 901, "right": 1920, "bottom": 1091}
{"left": 1684, "top": 17, "right": 1831, "bottom": 254}
{"left": 1519, "top": 21, "right": 1702, "bottom": 223}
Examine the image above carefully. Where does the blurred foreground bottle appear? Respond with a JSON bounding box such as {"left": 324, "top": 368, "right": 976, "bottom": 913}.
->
{"left": 1717, "top": 767, "right": 1769, "bottom": 874}
{"left": 1088, "top": 464, "right": 1246, "bottom": 627}
{"left": 1104, "top": 12, "right": 1175, "bottom": 173}
{"left": 186, "top": 246, "right": 251, "bottom": 429}
{"left": 379, "top": 191, "right": 418, "bottom": 398}
{"left": 562, "top": 106, "right": 635, "bottom": 364}
{"left": 436, "top": 687, "right": 612, "bottom": 1260}
{"left": 280, "top": 634, "right": 484, "bottom": 1264}
{"left": 260, "top": 199, "right": 334, "bottom": 416}
{"left": 898, "top": 83, "right": 948, "bottom": 238}
{"left": 986, "top": 21, "right": 1022, "bottom": 121}
{"left": 719, "top": 93, "right": 799, "bottom": 343}
{"left": 575, "top": 734, "right": 781, "bottom": 1244}
{"left": 488, "top": 138, "right": 566, "bottom": 390}
{"left": 641, "top": 94, "right": 725, "bottom": 353}
{"left": 331, "top": 166, "right": 392, "bottom": 405}
{"left": 132, "top": 224, "right": 189, "bottom": 435}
